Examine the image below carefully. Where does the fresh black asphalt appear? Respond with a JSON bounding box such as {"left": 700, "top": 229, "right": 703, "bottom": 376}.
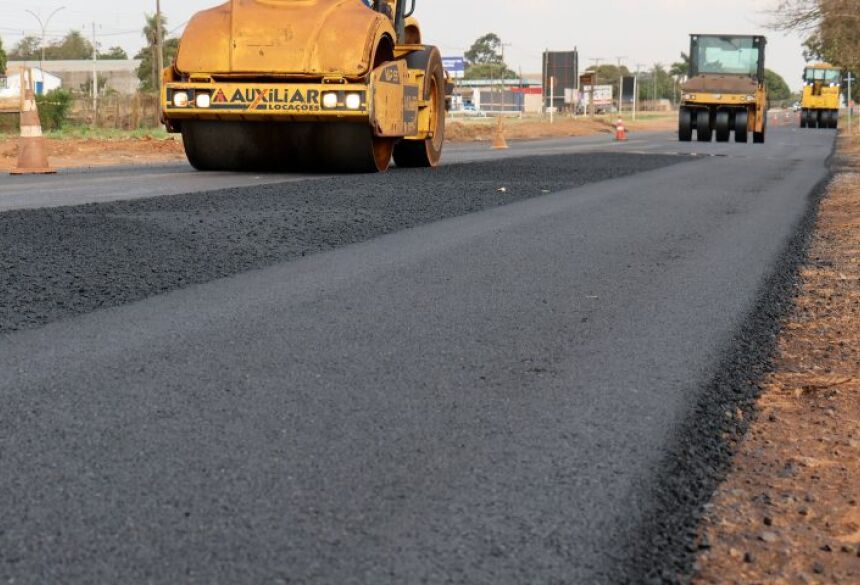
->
{"left": 0, "top": 152, "right": 684, "bottom": 333}
{"left": 0, "top": 127, "right": 837, "bottom": 584}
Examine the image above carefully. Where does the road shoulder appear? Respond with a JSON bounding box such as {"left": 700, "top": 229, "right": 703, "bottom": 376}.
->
{"left": 694, "top": 131, "right": 860, "bottom": 583}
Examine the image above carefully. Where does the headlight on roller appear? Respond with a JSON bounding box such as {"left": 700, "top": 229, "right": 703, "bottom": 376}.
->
{"left": 746, "top": 95, "right": 755, "bottom": 101}
{"left": 173, "top": 91, "right": 189, "bottom": 107}
{"left": 322, "top": 92, "right": 339, "bottom": 109}
{"left": 195, "top": 93, "right": 211, "bottom": 108}
{"left": 345, "top": 93, "right": 362, "bottom": 110}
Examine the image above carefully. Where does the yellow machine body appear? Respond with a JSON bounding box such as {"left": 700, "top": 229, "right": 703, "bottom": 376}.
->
{"left": 799, "top": 63, "right": 841, "bottom": 129}
{"left": 162, "top": 0, "right": 446, "bottom": 172}
{"left": 678, "top": 34, "right": 768, "bottom": 144}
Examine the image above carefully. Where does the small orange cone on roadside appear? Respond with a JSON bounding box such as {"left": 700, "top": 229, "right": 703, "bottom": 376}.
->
{"left": 491, "top": 116, "right": 509, "bottom": 150}
{"left": 11, "top": 88, "right": 55, "bottom": 175}
{"left": 615, "top": 117, "right": 627, "bottom": 141}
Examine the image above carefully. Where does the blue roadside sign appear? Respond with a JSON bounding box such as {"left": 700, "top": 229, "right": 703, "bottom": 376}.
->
{"left": 442, "top": 56, "right": 466, "bottom": 79}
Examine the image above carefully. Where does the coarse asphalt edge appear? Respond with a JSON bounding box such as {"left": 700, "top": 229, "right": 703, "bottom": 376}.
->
{"left": 620, "top": 141, "right": 838, "bottom": 584}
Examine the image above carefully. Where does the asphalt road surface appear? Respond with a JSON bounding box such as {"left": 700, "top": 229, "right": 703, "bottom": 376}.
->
{"left": 0, "top": 125, "right": 835, "bottom": 584}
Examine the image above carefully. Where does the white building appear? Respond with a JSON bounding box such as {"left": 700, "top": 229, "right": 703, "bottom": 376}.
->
{"left": 2, "top": 67, "right": 63, "bottom": 95}
{"left": 7, "top": 60, "right": 142, "bottom": 95}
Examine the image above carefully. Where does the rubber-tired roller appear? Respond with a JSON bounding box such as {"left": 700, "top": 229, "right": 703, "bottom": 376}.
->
{"left": 799, "top": 64, "right": 841, "bottom": 130}
{"left": 678, "top": 34, "right": 768, "bottom": 144}
{"left": 161, "top": 0, "right": 449, "bottom": 172}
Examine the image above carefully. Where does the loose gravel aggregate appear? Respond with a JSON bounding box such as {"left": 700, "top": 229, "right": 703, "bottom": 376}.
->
{"left": 0, "top": 152, "right": 686, "bottom": 333}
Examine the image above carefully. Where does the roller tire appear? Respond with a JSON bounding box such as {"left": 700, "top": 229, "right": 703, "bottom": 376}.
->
{"left": 810, "top": 110, "right": 820, "bottom": 129}
{"left": 181, "top": 121, "right": 392, "bottom": 173}
{"left": 830, "top": 109, "right": 839, "bottom": 129}
{"left": 800, "top": 109, "right": 808, "bottom": 128}
{"left": 394, "top": 47, "right": 445, "bottom": 168}
{"left": 715, "top": 110, "right": 730, "bottom": 142}
{"left": 679, "top": 107, "right": 693, "bottom": 142}
{"left": 696, "top": 110, "right": 711, "bottom": 142}
{"left": 734, "top": 110, "right": 749, "bottom": 143}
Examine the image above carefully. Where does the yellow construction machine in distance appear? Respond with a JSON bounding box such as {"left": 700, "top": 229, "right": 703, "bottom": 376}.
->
{"left": 161, "top": 0, "right": 447, "bottom": 172}
{"left": 679, "top": 34, "right": 768, "bottom": 144}
{"left": 800, "top": 64, "right": 842, "bottom": 129}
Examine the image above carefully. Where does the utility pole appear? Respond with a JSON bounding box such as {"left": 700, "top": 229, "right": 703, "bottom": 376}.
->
{"left": 498, "top": 41, "right": 511, "bottom": 114}
{"left": 92, "top": 22, "right": 98, "bottom": 124}
{"left": 156, "top": 0, "right": 165, "bottom": 102}
{"left": 847, "top": 72, "right": 855, "bottom": 131}
{"left": 615, "top": 56, "right": 626, "bottom": 115}
{"left": 635, "top": 63, "right": 646, "bottom": 119}
{"left": 589, "top": 57, "right": 602, "bottom": 118}
{"left": 24, "top": 6, "right": 66, "bottom": 93}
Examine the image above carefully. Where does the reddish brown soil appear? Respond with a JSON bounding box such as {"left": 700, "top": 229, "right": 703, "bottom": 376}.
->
{"left": 445, "top": 115, "right": 677, "bottom": 142}
{"left": 0, "top": 136, "right": 186, "bottom": 171}
{"left": 694, "top": 132, "right": 860, "bottom": 584}
{"left": 0, "top": 115, "right": 678, "bottom": 171}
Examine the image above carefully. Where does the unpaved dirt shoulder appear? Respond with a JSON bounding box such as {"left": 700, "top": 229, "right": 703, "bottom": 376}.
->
{"left": 694, "top": 133, "right": 860, "bottom": 584}
{"left": 0, "top": 136, "right": 186, "bottom": 171}
{"left": 0, "top": 116, "right": 677, "bottom": 170}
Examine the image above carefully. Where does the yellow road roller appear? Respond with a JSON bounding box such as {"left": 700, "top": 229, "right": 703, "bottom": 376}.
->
{"left": 679, "top": 34, "right": 768, "bottom": 144}
{"left": 161, "top": 0, "right": 447, "bottom": 172}
{"left": 800, "top": 63, "right": 842, "bottom": 129}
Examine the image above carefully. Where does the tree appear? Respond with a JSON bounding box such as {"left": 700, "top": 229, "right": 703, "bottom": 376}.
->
{"left": 585, "top": 64, "right": 631, "bottom": 83}
{"left": 135, "top": 38, "right": 179, "bottom": 91}
{"left": 772, "top": 0, "right": 860, "bottom": 73}
{"left": 670, "top": 53, "right": 691, "bottom": 79}
{"left": 638, "top": 64, "right": 678, "bottom": 103}
{"left": 141, "top": 12, "right": 169, "bottom": 91}
{"left": 99, "top": 46, "right": 128, "bottom": 60}
{"left": 44, "top": 31, "right": 94, "bottom": 60}
{"left": 9, "top": 36, "right": 41, "bottom": 60}
{"left": 463, "top": 33, "right": 515, "bottom": 80}
{"left": 764, "top": 68, "right": 792, "bottom": 102}
{"left": 0, "top": 37, "right": 6, "bottom": 74}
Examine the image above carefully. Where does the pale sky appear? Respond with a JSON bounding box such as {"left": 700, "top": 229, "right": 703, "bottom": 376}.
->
{"left": 0, "top": 0, "right": 809, "bottom": 90}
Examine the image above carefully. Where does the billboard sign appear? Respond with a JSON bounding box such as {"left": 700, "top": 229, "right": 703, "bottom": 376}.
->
{"left": 442, "top": 56, "right": 466, "bottom": 79}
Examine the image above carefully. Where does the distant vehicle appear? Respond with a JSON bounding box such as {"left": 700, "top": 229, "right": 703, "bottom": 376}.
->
{"left": 792, "top": 101, "right": 801, "bottom": 112}
{"left": 679, "top": 34, "right": 768, "bottom": 144}
{"left": 799, "top": 63, "right": 841, "bottom": 129}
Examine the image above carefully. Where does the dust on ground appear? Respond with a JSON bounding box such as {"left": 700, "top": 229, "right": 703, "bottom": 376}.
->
{"left": 0, "top": 114, "right": 677, "bottom": 170}
{"left": 0, "top": 135, "right": 186, "bottom": 171}
{"left": 445, "top": 114, "right": 677, "bottom": 142}
{"left": 694, "top": 132, "right": 860, "bottom": 584}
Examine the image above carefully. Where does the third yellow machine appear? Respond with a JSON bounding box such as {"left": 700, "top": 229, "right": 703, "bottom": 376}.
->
{"left": 799, "top": 63, "right": 842, "bottom": 129}
{"left": 161, "top": 0, "right": 448, "bottom": 172}
{"left": 679, "top": 34, "right": 768, "bottom": 144}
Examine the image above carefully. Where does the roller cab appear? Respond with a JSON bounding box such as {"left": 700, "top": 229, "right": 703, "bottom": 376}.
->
{"left": 161, "top": 0, "right": 447, "bottom": 172}
{"left": 678, "top": 34, "right": 768, "bottom": 144}
{"left": 799, "top": 64, "right": 841, "bottom": 129}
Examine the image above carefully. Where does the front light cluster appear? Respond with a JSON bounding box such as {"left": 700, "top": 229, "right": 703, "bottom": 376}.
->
{"left": 321, "top": 91, "right": 363, "bottom": 110}
{"left": 171, "top": 91, "right": 211, "bottom": 108}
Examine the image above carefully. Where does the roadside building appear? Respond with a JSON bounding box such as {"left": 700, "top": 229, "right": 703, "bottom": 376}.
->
{"left": 1, "top": 67, "right": 62, "bottom": 95}
{"left": 452, "top": 75, "right": 543, "bottom": 114}
{"left": 6, "top": 60, "right": 142, "bottom": 95}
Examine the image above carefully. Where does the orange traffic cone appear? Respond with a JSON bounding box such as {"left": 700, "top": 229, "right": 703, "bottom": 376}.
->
{"left": 614, "top": 117, "right": 627, "bottom": 141}
{"left": 491, "top": 116, "right": 509, "bottom": 150}
{"left": 11, "top": 88, "right": 54, "bottom": 175}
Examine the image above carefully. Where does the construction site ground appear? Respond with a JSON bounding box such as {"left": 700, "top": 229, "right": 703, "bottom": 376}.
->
{"left": 0, "top": 113, "right": 677, "bottom": 171}
{"left": 694, "top": 130, "right": 860, "bottom": 584}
